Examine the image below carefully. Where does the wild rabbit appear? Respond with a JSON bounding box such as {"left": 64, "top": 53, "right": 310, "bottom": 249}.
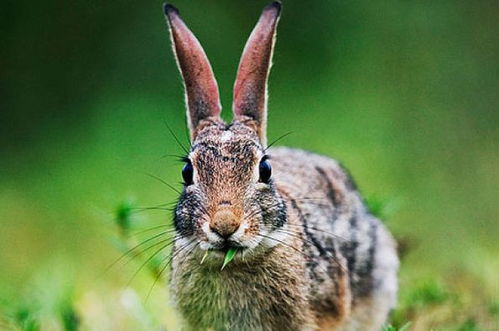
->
{"left": 163, "top": 2, "right": 398, "bottom": 330}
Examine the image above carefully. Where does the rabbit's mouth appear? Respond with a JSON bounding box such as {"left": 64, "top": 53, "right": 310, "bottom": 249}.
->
{"left": 198, "top": 216, "right": 262, "bottom": 254}
{"left": 211, "top": 241, "right": 248, "bottom": 256}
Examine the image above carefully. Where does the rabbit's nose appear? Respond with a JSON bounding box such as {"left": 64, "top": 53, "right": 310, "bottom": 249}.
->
{"left": 210, "top": 209, "right": 240, "bottom": 239}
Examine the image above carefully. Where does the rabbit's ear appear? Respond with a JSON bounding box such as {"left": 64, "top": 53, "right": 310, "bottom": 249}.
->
{"left": 233, "top": 2, "right": 281, "bottom": 146}
{"left": 164, "top": 4, "right": 222, "bottom": 140}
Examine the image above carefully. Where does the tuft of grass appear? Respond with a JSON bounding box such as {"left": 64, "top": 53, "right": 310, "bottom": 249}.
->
{"left": 14, "top": 306, "right": 40, "bottom": 331}
{"left": 9, "top": 276, "right": 79, "bottom": 331}
{"left": 59, "top": 296, "right": 79, "bottom": 331}
{"left": 488, "top": 300, "right": 499, "bottom": 317}
{"left": 383, "top": 322, "right": 411, "bottom": 331}
{"left": 365, "top": 195, "right": 400, "bottom": 221}
{"left": 146, "top": 254, "right": 166, "bottom": 279}
{"left": 390, "top": 279, "right": 451, "bottom": 327}
{"left": 412, "top": 281, "right": 449, "bottom": 306}
{"left": 457, "top": 318, "right": 480, "bottom": 331}
{"left": 115, "top": 200, "right": 134, "bottom": 237}
{"left": 366, "top": 196, "right": 387, "bottom": 218}
{"left": 113, "top": 200, "right": 172, "bottom": 280}
{"left": 408, "top": 280, "right": 449, "bottom": 307}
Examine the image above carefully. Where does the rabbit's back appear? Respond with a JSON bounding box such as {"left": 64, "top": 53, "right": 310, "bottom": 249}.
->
{"left": 269, "top": 147, "right": 399, "bottom": 328}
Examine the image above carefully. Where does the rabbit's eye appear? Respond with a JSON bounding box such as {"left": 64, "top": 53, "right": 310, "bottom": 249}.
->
{"left": 182, "top": 162, "right": 194, "bottom": 185}
{"left": 259, "top": 157, "right": 272, "bottom": 183}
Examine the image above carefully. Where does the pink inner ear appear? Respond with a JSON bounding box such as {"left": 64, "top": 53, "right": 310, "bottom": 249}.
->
{"left": 233, "top": 2, "right": 281, "bottom": 120}
{"left": 165, "top": 5, "right": 221, "bottom": 137}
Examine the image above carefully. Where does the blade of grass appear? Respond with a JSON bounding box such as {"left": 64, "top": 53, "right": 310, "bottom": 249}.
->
{"left": 221, "top": 248, "right": 237, "bottom": 270}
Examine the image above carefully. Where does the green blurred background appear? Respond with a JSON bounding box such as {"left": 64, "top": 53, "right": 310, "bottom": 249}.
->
{"left": 1, "top": 0, "right": 498, "bottom": 329}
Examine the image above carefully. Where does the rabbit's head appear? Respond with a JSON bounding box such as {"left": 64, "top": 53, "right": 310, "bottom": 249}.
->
{"left": 164, "top": 3, "right": 285, "bottom": 256}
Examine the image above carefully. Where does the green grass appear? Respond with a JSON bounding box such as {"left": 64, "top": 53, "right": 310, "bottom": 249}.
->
{"left": 1, "top": 200, "right": 498, "bottom": 330}
{"left": 221, "top": 248, "right": 238, "bottom": 270}
{"left": 384, "top": 322, "right": 411, "bottom": 331}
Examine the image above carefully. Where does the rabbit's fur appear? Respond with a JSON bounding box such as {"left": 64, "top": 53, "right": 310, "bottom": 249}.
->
{"left": 163, "top": 2, "right": 398, "bottom": 330}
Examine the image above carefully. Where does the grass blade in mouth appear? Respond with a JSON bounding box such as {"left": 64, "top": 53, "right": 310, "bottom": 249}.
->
{"left": 221, "top": 248, "right": 237, "bottom": 270}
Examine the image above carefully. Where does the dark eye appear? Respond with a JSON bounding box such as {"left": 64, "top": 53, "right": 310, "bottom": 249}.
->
{"left": 259, "top": 157, "right": 272, "bottom": 183}
{"left": 182, "top": 161, "right": 193, "bottom": 185}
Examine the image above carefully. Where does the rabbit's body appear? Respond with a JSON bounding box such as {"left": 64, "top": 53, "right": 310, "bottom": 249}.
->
{"left": 163, "top": 2, "right": 398, "bottom": 330}
{"left": 269, "top": 147, "right": 398, "bottom": 329}
{"left": 170, "top": 145, "right": 398, "bottom": 330}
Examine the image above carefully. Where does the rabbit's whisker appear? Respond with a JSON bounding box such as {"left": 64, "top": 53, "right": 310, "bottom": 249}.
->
{"left": 163, "top": 117, "right": 190, "bottom": 155}
{"left": 243, "top": 197, "right": 333, "bottom": 225}
{"left": 126, "top": 235, "right": 184, "bottom": 287}
{"left": 256, "top": 233, "right": 304, "bottom": 255}
{"left": 124, "top": 237, "right": 179, "bottom": 270}
{"left": 146, "top": 239, "right": 198, "bottom": 300}
{"left": 135, "top": 203, "right": 177, "bottom": 211}
{"left": 104, "top": 231, "right": 177, "bottom": 274}
{"left": 273, "top": 229, "right": 346, "bottom": 266}
{"left": 144, "top": 172, "right": 182, "bottom": 195}
{"left": 133, "top": 207, "right": 175, "bottom": 214}
{"left": 257, "top": 232, "right": 350, "bottom": 283}
{"left": 271, "top": 230, "right": 360, "bottom": 291}
{"left": 265, "top": 131, "right": 293, "bottom": 151}
{"left": 132, "top": 225, "right": 176, "bottom": 236}
{"left": 132, "top": 200, "right": 178, "bottom": 210}
{"left": 158, "top": 153, "right": 189, "bottom": 161}
{"left": 243, "top": 200, "right": 285, "bottom": 222}
{"left": 256, "top": 233, "right": 332, "bottom": 274}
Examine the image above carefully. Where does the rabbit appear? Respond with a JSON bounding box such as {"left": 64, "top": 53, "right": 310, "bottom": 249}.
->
{"left": 162, "top": 2, "right": 399, "bottom": 330}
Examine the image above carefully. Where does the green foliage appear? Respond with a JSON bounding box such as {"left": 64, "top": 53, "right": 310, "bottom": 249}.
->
{"left": 59, "top": 297, "right": 79, "bottom": 331}
{"left": 389, "top": 279, "right": 451, "bottom": 327}
{"left": 365, "top": 196, "right": 387, "bottom": 219}
{"left": 488, "top": 300, "right": 499, "bottom": 317}
{"left": 5, "top": 267, "right": 80, "bottom": 331}
{"left": 383, "top": 322, "right": 411, "bottom": 331}
{"left": 406, "top": 280, "right": 449, "bottom": 308}
{"left": 116, "top": 200, "right": 135, "bottom": 237}
{"left": 457, "top": 318, "right": 481, "bottom": 331}
{"left": 15, "top": 307, "right": 40, "bottom": 331}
